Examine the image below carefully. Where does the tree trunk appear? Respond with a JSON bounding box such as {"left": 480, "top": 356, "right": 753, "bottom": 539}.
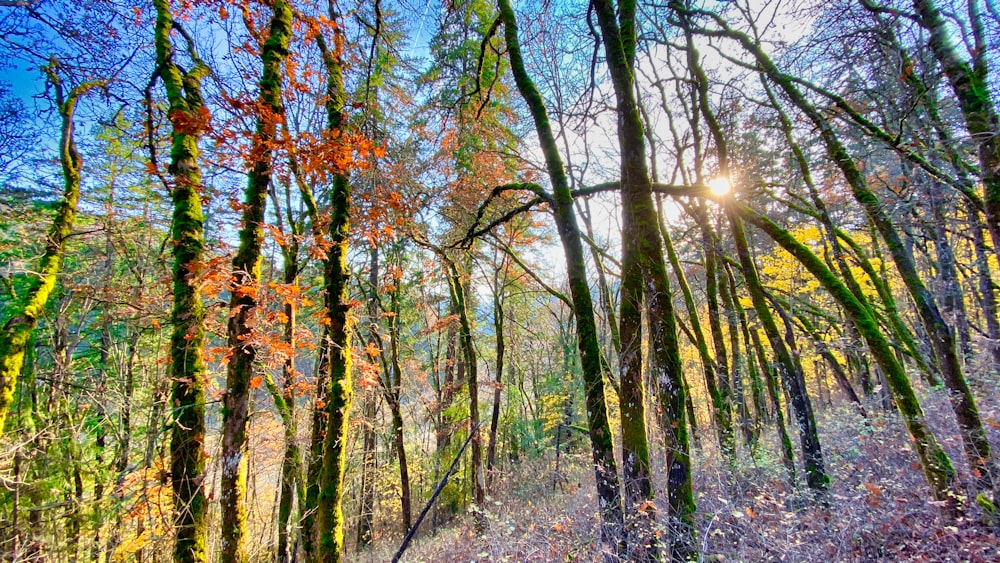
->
{"left": 356, "top": 391, "right": 377, "bottom": 548}
{"left": 315, "top": 13, "right": 355, "bottom": 556}
{"left": 498, "top": 0, "right": 625, "bottom": 553}
{"left": 443, "top": 254, "right": 486, "bottom": 530}
{"left": 0, "top": 63, "right": 95, "bottom": 441}
{"left": 219, "top": 3, "right": 292, "bottom": 560}
{"left": 728, "top": 209, "right": 830, "bottom": 492}
{"left": 387, "top": 246, "right": 412, "bottom": 534}
{"left": 591, "top": 1, "right": 695, "bottom": 558}
{"left": 969, "top": 204, "right": 1000, "bottom": 373}
{"left": 718, "top": 257, "right": 752, "bottom": 448}
{"left": 694, "top": 205, "right": 736, "bottom": 458}
{"left": 486, "top": 265, "right": 505, "bottom": 488}
{"left": 153, "top": 1, "right": 211, "bottom": 559}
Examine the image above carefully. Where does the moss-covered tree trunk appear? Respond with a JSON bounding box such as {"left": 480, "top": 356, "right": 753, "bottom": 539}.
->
{"left": 969, "top": 204, "right": 1000, "bottom": 373}
{"left": 911, "top": 0, "right": 1000, "bottom": 266}
{"left": 386, "top": 253, "right": 412, "bottom": 533}
{"left": 689, "top": 205, "right": 736, "bottom": 457}
{"left": 718, "top": 255, "right": 752, "bottom": 448}
{"left": 658, "top": 197, "right": 721, "bottom": 445}
{"left": 487, "top": 261, "right": 506, "bottom": 488}
{"left": 617, "top": 232, "right": 657, "bottom": 559}
{"left": 727, "top": 208, "right": 829, "bottom": 492}
{"left": 219, "top": 2, "right": 292, "bottom": 560}
{"left": 0, "top": 63, "right": 97, "bottom": 441}
{"left": 724, "top": 263, "right": 766, "bottom": 451}
{"left": 302, "top": 337, "right": 329, "bottom": 559}
{"left": 766, "top": 54, "right": 995, "bottom": 496}
{"left": 315, "top": 11, "right": 354, "bottom": 559}
{"left": 699, "top": 12, "right": 994, "bottom": 498}
{"left": 735, "top": 203, "right": 959, "bottom": 505}
{"left": 153, "top": 1, "right": 211, "bottom": 560}
{"left": 758, "top": 76, "right": 934, "bottom": 383}
{"left": 440, "top": 251, "right": 486, "bottom": 529}
{"left": 591, "top": 1, "right": 695, "bottom": 558}
{"left": 498, "top": 0, "right": 625, "bottom": 552}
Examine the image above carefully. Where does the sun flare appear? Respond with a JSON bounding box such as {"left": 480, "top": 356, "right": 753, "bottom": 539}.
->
{"left": 708, "top": 176, "right": 732, "bottom": 196}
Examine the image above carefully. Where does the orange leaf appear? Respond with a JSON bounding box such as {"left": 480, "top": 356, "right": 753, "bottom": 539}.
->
{"left": 250, "top": 376, "right": 263, "bottom": 389}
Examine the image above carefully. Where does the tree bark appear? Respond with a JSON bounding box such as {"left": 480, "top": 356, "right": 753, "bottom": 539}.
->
{"left": 315, "top": 12, "right": 355, "bottom": 556}
{"left": 153, "top": 1, "right": 211, "bottom": 559}
{"left": 219, "top": 2, "right": 292, "bottom": 560}
{"left": 498, "top": 0, "right": 625, "bottom": 553}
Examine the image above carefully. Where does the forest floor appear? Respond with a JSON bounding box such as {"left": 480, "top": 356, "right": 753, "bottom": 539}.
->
{"left": 360, "top": 381, "right": 1000, "bottom": 562}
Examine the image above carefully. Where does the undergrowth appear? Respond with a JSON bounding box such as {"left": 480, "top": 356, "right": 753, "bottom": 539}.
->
{"left": 359, "top": 383, "right": 1000, "bottom": 562}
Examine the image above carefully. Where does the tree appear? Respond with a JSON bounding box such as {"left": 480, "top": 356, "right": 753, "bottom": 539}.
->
{"left": 498, "top": 0, "right": 625, "bottom": 553}
{"left": 218, "top": 2, "right": 292, "bottom": 560}
{"left": 151, "top": 1, "right": 212, "bottom": 559}
{"left": 592, "top": 0, "right": 695, "bottom": 557}
{"left": 0, "top": 62, "right": 99, "bottom": 440}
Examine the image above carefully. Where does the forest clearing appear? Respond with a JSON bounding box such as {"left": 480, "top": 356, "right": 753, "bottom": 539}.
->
{"left": 2, "top": 0, "right": 1000, "bottom": 561}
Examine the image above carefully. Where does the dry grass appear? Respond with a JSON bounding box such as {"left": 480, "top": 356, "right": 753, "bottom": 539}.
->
{"left": 359, "top": 383, "right": 1000, "bottom": 562}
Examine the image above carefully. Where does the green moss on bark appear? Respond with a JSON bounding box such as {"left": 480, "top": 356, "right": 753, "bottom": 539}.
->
{"left": 498, "top": 0, "right": 624, "bottom": 551}
{"left": 219, "top": 2, "right": 293, "bottom": 560}
{"left": 153, "top": 1, "right": 210, "bottom": 559}
{"left": 0, "top": 64, "right": 95, "bottom": 440}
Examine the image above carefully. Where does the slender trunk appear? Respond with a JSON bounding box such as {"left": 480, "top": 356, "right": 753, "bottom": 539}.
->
{"left": 737, "top": 204, "right": 960, "bottom": 506}
{"left": 356, "top": 392, "right": 377, "bottom": 548}
{"left": 970, "top": 204, "right": 1000, "bottom": 373}
{"left": 357, "top": 247, "right": 381, "bottom": 549}
{"left": 751, "top": 328, "right": 796, "bottom": 485}
{"left": 153, "top": 2, "right": 211, "bottom": 559}
{"left": 658, "top": 197, "right": 718, "bottom": 447}
{"left": 387, "top": 250, "right": 412, "bottom": 533}
{"left": 302, "top": 337, "right": 329, "bottom": 559}
{"left": 726, "top": 264, "right": 766, "bottom": 450}
{"left": 929, "top": 188, "right": 973, "bottom": 362}
{"left": 499, "top": 0, "right": 624, "bottom": 552}
{"left": 579, "top": 199, "right": 622, "bottom": 356}
{"left": 694, "top": 206, "right": 736, "bottom": 458}
{"left": 486, "top": 268, "right": 505, "bottom": 487}
{"left": 274, "top": 208, "right": 301, "bottom": 563}
{"left": 718, "top": 257, "right": 752, "bottom": 447}
{"left": 443, "top": 255, "right": 485, "bottom": 529}
{"left": 0, "top": 64, "right": 95, "bottom": 440}
{"left": 219, "top": 4, "right": 292, "bottom": 560}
